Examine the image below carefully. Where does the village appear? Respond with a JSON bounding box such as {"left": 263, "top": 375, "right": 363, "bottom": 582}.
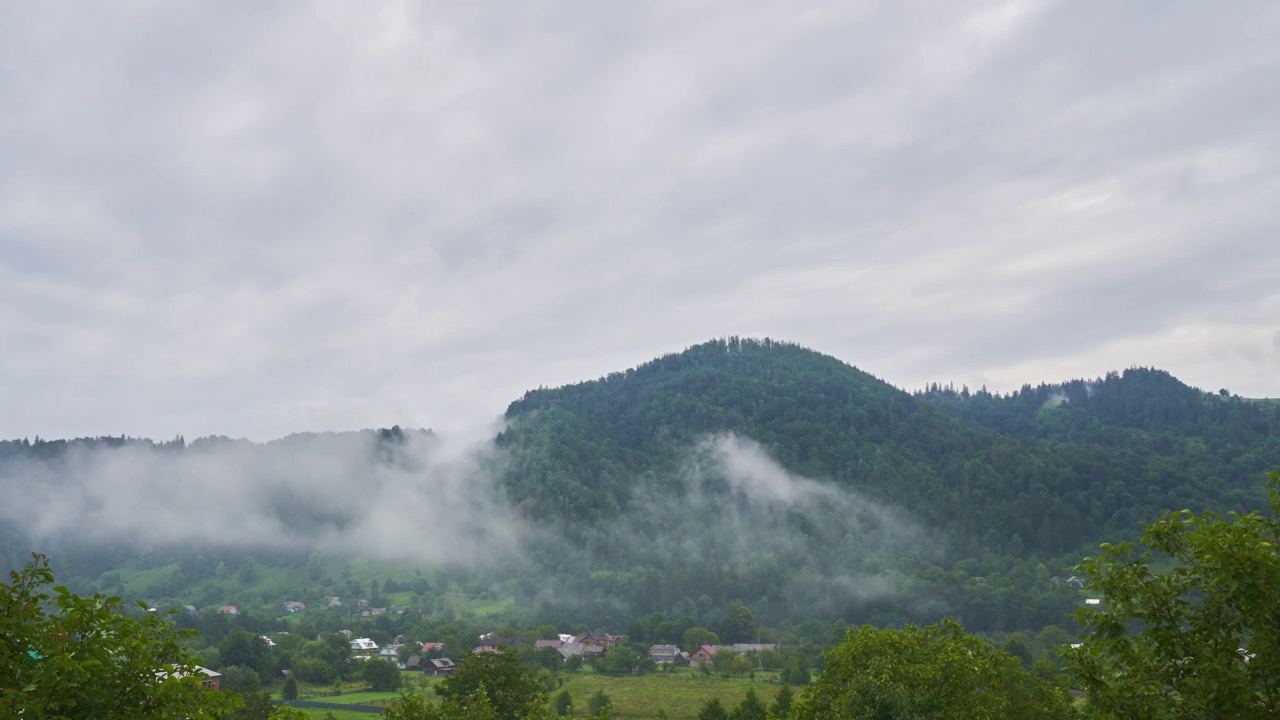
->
{"left": 188, "top": 591, "right": 793, "bottom": 696}
{"left": 322, "top": 631, "right": 780, "bottom": 677}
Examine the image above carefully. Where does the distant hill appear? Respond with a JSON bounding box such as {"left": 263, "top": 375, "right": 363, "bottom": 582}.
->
{"left": 917, "top": 367, "right": 1280, "bottom": 442}
{"left": 2, "top": 338, "right": 1277, "bottom": 634}
{"left": 498, "top": 339, "right": 1279, "bottom": 556}
{"left": 500, "top": 338, "right": 1058, "bottom": 550}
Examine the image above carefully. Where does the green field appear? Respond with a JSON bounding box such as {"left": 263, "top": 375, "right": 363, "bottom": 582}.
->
{"left": 304, "top": 690, "right": 402, "bottom": 705}
{"left": 554, "top": 673, "right": 782, "bottom": 719}
{"left": 278, "top": 672, "right": 785, "bottom": 720}
{"left": 290, "top": 709, "right": 378, "bottom": 720}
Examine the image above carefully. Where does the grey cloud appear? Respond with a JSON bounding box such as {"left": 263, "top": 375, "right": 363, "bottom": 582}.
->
{"left": 1, "top": 1, "right": 1277, "bottom": 440}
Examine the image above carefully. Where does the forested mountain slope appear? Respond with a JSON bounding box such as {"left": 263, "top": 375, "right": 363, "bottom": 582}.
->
{"left": 917, "top": 369, "right": 1280, "bottom": 525}
{"left": 918, "top": 367, "right": 1280, "bottom": 443}
{"left": 3, "top": 338, "right": 1277, "bottom": 635}
{"left": 499, "top": 338, "right": 1279, "bottom": 558}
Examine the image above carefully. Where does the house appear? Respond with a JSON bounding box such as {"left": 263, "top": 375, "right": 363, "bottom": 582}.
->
{"left": 391, "top": 605, "right": 407, "bottom": 615}
{"left": 260, "top": 636, "right": 277, "bottom": 649}
{"left": 534, "top": 639, "right": 563, "bottom": 650}
{"left": 726, "top": 643, "right": 776, "bottom": 654}
{"left": 379, "top": 644, "right": 402, "bottom": 659}
{"left": 581, "top": 632, "right": 622, "bottom": 648}
{"left": 474, "top": 636, "right": 522, "bottom": 652}
{"left": 1085, "top": 598, "right": 1101, "bottom": 605}
{"left": 325, "top": 596, "right": 342, "bottom": 608}
{"left": 162, "top": 665, "right": 221, "bottom": 691}
{"left": 371, "top": 607, "right": 387, "bottom": 616}
{"left": 687, "top": 643, "right": 776, "bottom": 665}
{"left": 357, "top": 600, "right": 370, "bottom": 610}
{"left": 648, "top": 645, "right": 681, "bottom": 664}
{"left": 197, "top": 666, "right": 221, "bottom": 690}
{"left": 283, "top": 601, "right": 306, "bottom": 613}
{"left": 690, "top": 645, "right": 717, "bottom": 666}
{"left": 218, "top": 605, "right": 238, "bottom": 615}
{"left": 556, "top": 642, "right": 604, "bottom": 660}
{"left": 421, "top": 642, "right": 444, "bottom": 655}
{"left": 405, "top": 656, "right": 422, "bottom": 671}
{"left": 1067, "top": 575, "right": 1087, "bottom": 589}
{"left": 556, "top": 642, "right": 585, "bottom": 660}
{"left": 426, "top": 658, "right": 456, "bottom": 676}
{"left": 350, "top": 637, "right": 379, "bottom": 652}
{"left": 337, "top": 629, "right": 353, "bottom": 637}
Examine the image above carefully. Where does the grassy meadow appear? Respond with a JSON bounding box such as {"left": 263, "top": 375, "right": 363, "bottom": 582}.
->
{"left": 279, "top": 670, "right": 788, "bottom": 720}
{"left": 552, "top": 672, "right": 783, "bottom": 719}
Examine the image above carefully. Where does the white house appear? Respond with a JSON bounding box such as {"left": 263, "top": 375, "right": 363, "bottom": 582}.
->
{"left": 350, "top": 637, "right": 379, "bottom": 652}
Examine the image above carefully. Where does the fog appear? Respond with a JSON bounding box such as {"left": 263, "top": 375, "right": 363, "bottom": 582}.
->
{"left": 0, "top": 429, "right": 933, "bottom": 621}
{"left": 0, "top": 430, "right": 523, "bottom": 566}
{"left": 534, "top": 433, "right": 937, "bottom": 621}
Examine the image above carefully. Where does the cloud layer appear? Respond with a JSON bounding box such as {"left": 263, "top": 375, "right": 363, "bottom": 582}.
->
{"left": 2, "top": 1, "right": 1278, "bottom": 440}
{"left": 0, "top": 431, "right": 523, "bottom": 566}
{"left": 0, "top": 430, "right": 927, "bottom": 621}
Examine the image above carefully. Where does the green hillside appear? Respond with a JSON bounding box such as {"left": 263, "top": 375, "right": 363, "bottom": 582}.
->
{"left": 500, "top": 338, "right": 1037, "bottom": 542}
{"left": 498, "top": 339, "right": 1280, "bottom": 556}
{"left": 2, "top": 337, "right": 1277, "bottom": 640}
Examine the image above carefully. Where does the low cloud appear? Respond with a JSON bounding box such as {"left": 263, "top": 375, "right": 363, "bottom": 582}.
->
{"left": 562, "top": 433, "right": 937, "bottom": 621}
{"left": 0, "top": 429, "right": 523, "bottom": 567}
{"left": 1, "top": 429, "right": 939, "bottom": 623}
{"left": 1042, "top": 392, "right": 1069, "bottom": 408}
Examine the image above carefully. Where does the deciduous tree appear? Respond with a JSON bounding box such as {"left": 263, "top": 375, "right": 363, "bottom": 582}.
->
{"left": 791, "top": 619, "right": 1075, "bottom": 719}
{"left": 435, "top": 647, "right": 550, "bottom": 720}
{"left": 0, "top": 554, "right": 239, "bottom": 719}
{"left": 362, "top": 657, "right": 402, "bottom": 691}
{"left": 1067, "top": 471, "right": 1280, "bottom": 718}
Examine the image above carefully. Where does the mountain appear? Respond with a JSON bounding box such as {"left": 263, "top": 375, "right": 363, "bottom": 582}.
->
{"left": 499, "top": 338, "right": 1280, "bottom": 556}
{"left": 500, "top": 338, "right": 1063, "bottom": 550}
{"left": 916, "top": 368, "right": 1280, "bottom": 526}
{"left": 918, "top": 367, "right": 1280, "bottom": 443}
{"left": 489, "top": 338, "right": 1279, "bottom": 629}
{"left": 2, "top": 338, "right": 1277, "bottom": 637}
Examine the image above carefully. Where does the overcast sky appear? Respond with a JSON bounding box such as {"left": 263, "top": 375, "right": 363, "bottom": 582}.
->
{"left": 2, "top": 1, "right": 1278, "bottom": 441}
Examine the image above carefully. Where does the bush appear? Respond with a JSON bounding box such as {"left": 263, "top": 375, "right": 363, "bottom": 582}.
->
{"left": 293, "top": 658, "right": 336, "bottom": 685}
{"left": 362, "top": 658, "right": 401, "bottom": 691}
{"left": 554, "top": 689, "right": 573, "bottom": 717}
{"left": 588, "top": 689, "right": 612, "bottom": 718}
{"left": 219, "top": 664, "right": 260, "bottom": 691}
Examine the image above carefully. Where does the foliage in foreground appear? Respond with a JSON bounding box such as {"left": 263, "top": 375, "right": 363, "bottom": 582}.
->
{"left": 0, "top": 553, "right": 240, "bottom": 719}
{"left": 1067, "top": 471, "right": 1280, "bottom": 718}
{"left": 790, "top": 618, "right": 1076, "bottom": 719}
{"left": 384, "top": 646, "right": 553, "bottom": 720}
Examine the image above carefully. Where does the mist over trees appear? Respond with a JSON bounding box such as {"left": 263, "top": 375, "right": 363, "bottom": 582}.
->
{"left": 1, "top": 337, "right": 1277, "bottom": 639}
